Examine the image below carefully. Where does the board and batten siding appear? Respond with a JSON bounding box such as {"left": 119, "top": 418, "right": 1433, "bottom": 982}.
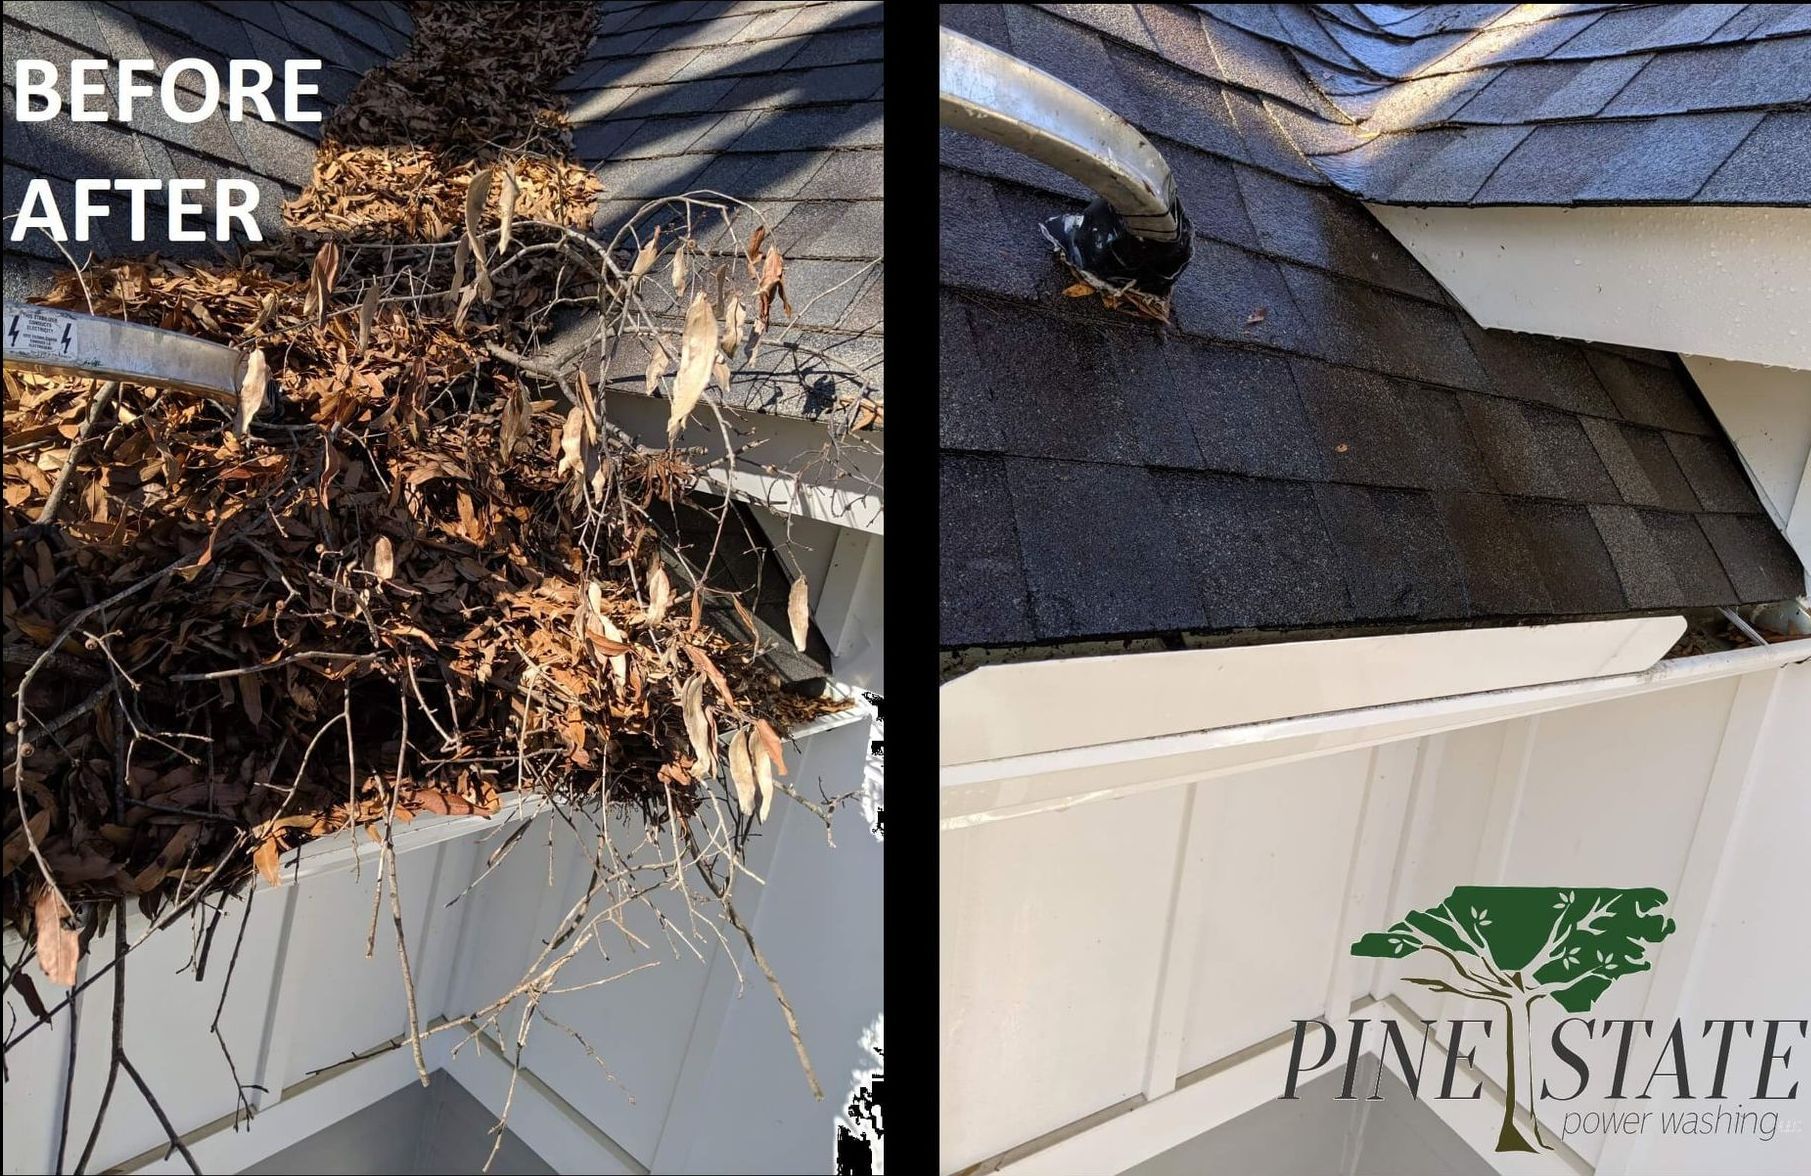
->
{"left": 4, "top": 709, "right": 879, "bottom": 1176}
{"left": 941, "top": 661, "right": 1810, "bottom": 1175}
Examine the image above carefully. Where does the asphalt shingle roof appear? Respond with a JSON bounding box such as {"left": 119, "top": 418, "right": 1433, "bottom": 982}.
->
{"left": 938, "top": 2, "right": 1805, "bottom": 652}
{"left": 1172, "top": 3, "right": 1811, "bottom": 206}
{"left": 573, "top": 1, "right": 885, "bottom": 423}
{"left": 3, "top": 0, "right": 409, "bottom": 303}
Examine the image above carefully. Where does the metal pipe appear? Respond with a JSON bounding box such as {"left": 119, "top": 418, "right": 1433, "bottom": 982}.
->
{"left": 940, "top": 26, "right": 1193, "bottom": 293}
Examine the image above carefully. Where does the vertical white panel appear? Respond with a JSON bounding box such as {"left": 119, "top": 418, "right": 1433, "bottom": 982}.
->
{"left": 941, "top": 783, "right": 1188, "bottom": 1174}
{"left": 655, "top": 718, "right": 882, "bottom": 1175}
{"left": 272, "top": 836, "right": 451, "bottom": 1090}
{"left": 3, "top": 955, "right": 76, "bottom": 1176}
{"left": 1178, "top": 753, "right": 1370, "bottom": 1074}
{"left": 1373, "top": 723, "right": 1504, "bottom": 1021}
{"left": 61, "top": 891, "right": 287, "bottom": 1172}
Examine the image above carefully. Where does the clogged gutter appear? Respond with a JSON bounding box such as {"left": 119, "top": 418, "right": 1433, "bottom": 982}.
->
{"left": 3, "top": 0, "right": 848, "bottom": 1039}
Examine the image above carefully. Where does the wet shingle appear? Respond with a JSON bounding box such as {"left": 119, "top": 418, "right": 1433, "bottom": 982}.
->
{"left": 1172, "top": 240, "right": 1302, "bottom": 350}
{"left": 940, "top": 296, "right": 1003, "bottom": 453}
{"left": 1157, "top": 471, "right": 1355, "bottom": 630}
{"left": 1665, "top": 433, "right": 1766, "bottom": 514}
{"left": 1585, "top": 352, "right": 1718, "bottom": 434}
{"left": 1462, "top": 322, "right": 1618, "bottom": 417}
{"left": 939, "top": 170, "right": 1041, "bottom": 300}
{"left": 1104, "top": 328, "right": 1206, "bottom": 470}
{"left": 1697, "top": 111, "right": 1811, "bottom": 204}
{"left": 1642, "top": 511, "right": 1738, "bottom": 604}
{"left": 1009, "top": 459, "right": 1208, "bottom": 638}
{"left": 1169, "top": 345, "right": 1324, "bottom": 480}
{"left": 1439, "top": 493, "right": 1555, "bottom": 615}
{"left": 941, "top": 455, "right": 1035, "bottom": 646}
{"left": 1315, "top": 485, "right": 1468, "bottom": 621}
{"left": 1003, "top": 4, "right": 1133, "bottom": 111}
{"left": 1698, "top": 514, "right": 1808, "bottom": 600}
{"left": 1588, "top": 504, "right": 1683, "bottom": 609}
{"left": 1233, "top": 166, "right": 1444, "bottom": 299}
{"left": 960, "top": 304, "right": 1143, "bottom": 463}
{"left": 1577, "top": 111, "right": 1767, "bottom": 202}
{"left": 1293, "top": 361, "right": 1443, "bottom": 490}
{"left": 1510, "top": 499, "right": 1628, "bottom": 614}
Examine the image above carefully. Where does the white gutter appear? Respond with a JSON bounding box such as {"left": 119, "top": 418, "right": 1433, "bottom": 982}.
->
{"left": 941, "top": 635, "right": 1807, "bottom": 828}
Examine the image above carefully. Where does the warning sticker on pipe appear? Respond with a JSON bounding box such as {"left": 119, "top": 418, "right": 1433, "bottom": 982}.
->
{"left": 4, "top": 304, "right": 83, "bottom": 364}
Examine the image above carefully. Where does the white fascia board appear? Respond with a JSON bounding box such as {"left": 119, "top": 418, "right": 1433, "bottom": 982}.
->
{"left": 1365, "top": 204, "right": 1811, "bottom": 371}
{"left": 941, "top": 633, "right": 1809, "bottom": 829}
{"left": 942, "top": 616, "right": 1681, "bottom": 768}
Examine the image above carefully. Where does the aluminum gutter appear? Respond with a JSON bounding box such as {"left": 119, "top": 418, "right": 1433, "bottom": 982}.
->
{"left": 941, "top": 635, "right": 1807, "bottom": 827}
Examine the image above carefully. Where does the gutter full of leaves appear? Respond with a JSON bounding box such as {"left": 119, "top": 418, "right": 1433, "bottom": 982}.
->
{"left": 4, "top": 0, "right": 854, "bottom": 1119}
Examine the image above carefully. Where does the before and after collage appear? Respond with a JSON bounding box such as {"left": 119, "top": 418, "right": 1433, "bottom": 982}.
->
{"left": 4, "top": 4, "right": 1810, "bottom": 1175}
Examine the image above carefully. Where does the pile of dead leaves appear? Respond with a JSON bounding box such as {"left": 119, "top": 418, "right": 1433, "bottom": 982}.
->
{"left": 285, "top": 0, "right": 603, "bottom": 239}
{"left": 2, "top": 248, "right": 845, "bottom": 980}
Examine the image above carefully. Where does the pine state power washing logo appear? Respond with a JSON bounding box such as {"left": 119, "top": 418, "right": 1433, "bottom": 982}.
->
{"left": 1280, "top": 887, "right": 1806, "bottom": 1153}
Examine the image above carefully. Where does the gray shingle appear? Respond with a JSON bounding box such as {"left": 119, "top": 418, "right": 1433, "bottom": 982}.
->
{"left": 1698, "top": 513, "right": 1809, "bottom": 600}
{"left": 1547, "top": 4, "right": 1751, "bottom": 58}
{"left": 1158, "top": 471, "right": 1355, "bottom": 630}
{"left": 1462, "top": 322, "right": 1618, "bottom": 416}
{"left": 1452, "top": 55, "right": 1653, "bottom": 123}
{"left": 1696, "top": 111, "right": 1811, "bottom": 203}
{"left": 1578, "top": 111, "right": 1768, "bottom": 202}
{"left": 939, "top": 171, "right": 1043, "bottom": 301}
{"left": 941, "top": 455, "right": 1034, "bottom": 646}
{"left": 1643, "top": 510, "right": 1739, "bottom": 603}
{"left": 965, "top": 302, "right": 1144, "bottom": 465}
{"left": 1317, "top": 125, "right": 1533, "bottom": 203}
{"left": 1589, "top": 504, "right": 1688, "bottom": 609}
{"left": 1169, "top": 344, "right": 1324, "bottom": 480}
{"left": 1009, "top": 459, "right": 1209, "bottom": 638}
{"left": 1314, "top": 484, "right": 1468, "bottom": 620}
{"left": 1108, "top": 44, "right": 1252, "bottom": 161}
{"left": 1585, "top": 351, "right": 1718, "bottom": 434}
{"left": 1602, "top": 37, "right": 1811, "bottom": 117}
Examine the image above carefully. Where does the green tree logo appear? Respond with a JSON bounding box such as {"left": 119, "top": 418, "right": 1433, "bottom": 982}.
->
{"left": 1352, "top": 886, "right": 1677, "bottom": 1153}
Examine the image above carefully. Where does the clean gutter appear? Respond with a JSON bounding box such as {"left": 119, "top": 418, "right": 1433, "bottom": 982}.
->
{"left": 941, "top": 625, "right": 1807, "bottom": 827}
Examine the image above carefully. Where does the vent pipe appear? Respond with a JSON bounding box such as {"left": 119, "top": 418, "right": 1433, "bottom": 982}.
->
{"left": 939, "top": 26, "right": 1192, "bottom": 296}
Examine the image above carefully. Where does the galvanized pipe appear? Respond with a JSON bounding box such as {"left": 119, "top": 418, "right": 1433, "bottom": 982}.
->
{"left": 939, "top": 27, "right": 1182, "bottom": 243}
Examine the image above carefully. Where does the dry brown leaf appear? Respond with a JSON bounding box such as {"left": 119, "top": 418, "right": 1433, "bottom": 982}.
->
{"left": 236, "top": 348, "right": 268, "bottom": 434}
{"left": 356, "top": 282, "right": 380, "bottom": 355}
{"left": 600, "top": 613, "right": 629, "bottom": 685}
{"left": 671, "top": 242, "right": 689, "bottom": 293}
{"left": 681, "top": 674, "right": 714, "bottom": 780}
{"left": 712, "top": 353, "right": 731, "bottom": 396}
{"left": 682, "top": 644, "right": 737, "bottom": 708}
{"left": 646, "top": 556, "right": 671, "bottom": 624}
{"left": 754, "top": 740, "right": 775, "bottom": 821}
{"left": 34, "top": 886, "right": 77, "bottom": 987}
{"left": 1063, "top": 282, "right": 1095, "bottom": 298}
{"left": 788, "top": 573, "right": 809, "bottom": 652}
{"left": 465, "top": 167, "right": 494, "bottom": 256}
{"left": 745, "top": 224, "right": 767, "bottom": 279}
{"left": 668, "top": 292, "right": 718, "bottom": 442}
{"left": 303, "top": 240, "right": 340, "bottom": 323}
{"left": 2, "top": 809, "right": 52, "bottom": 878}
{"left": 415, "top": 789, "right": 478, "bottom": 816}
{"left": 721, "top": 293, "right": 746, "bottom": 358}
{"left": 254, "top": 836, "right": 282, "bottom": 886}
{"left": 644, "top": 340, "right": 670, "bottom": 396}
{"left": 373, "top": 534, "right": 395, "bottom": 581}
{"left": 632, "top": 225, "right": 662, "bottom": 278}
{"left": 249, "top": 289, "right": 280, "bottom": 334}
{"left": 557, "top": 405, "right": 584, "bottom": 477}
{"left": 728, "top": 727, "right": 757, "bottom": 815}
{"left": 500, "top": 381, "right": 528, "bottom": 461}
{"left": 239, "top": 673, "right": 263, "bottom": 726}
{"left": 756, "top": 246, "right": 789, "bottom": 331}
{"left": 453, "top": 282, "right": 479, "bottom": 330}
{"left": 497, "top": 169, "right": 519, "bottom": 255}
{"left": 753, "top": 717, "right": 789, "bottom": 777}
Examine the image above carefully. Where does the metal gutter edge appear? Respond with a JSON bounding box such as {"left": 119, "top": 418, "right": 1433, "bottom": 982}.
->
{"left": 941, "top": 637, "right": 1806, "bottom": 818}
